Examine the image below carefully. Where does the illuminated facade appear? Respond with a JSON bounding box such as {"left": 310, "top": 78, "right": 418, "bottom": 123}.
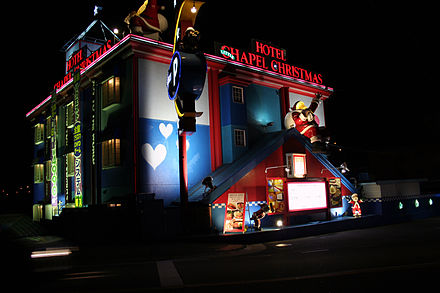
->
{"left": 27, "top": 34, "right": 355, "bottom": 227}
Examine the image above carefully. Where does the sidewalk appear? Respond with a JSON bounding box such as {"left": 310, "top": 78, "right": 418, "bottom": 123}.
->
{"left": 209, "top": 214, "right": 383, "bottom": 244}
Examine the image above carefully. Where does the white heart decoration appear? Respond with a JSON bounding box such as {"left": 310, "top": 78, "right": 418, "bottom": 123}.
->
{"left": 159, "top": 123, "right": 173, "bottom": 139}
{"left": 141, "top": 143, "right": 167, "bottom": 170}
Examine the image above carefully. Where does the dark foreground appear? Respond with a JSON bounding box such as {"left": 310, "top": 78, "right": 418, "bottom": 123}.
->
{"left": 4, "top": 217, "right": 440, "bottom": 292}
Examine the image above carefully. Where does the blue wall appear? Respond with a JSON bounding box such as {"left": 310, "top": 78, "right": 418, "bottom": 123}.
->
{"left": 220, "top": 84, "right": 248, "bottom": 164}
{"left": 139, "top": 118, "right": 211, "bottom": 207}
{"left": 246, "top": 84, "right": 281, "bottom": 146}
{"left": 220, "top": 84, "right": 248, "bottom": 126}
{"left": 219, "top": 83, "right": 282, "bottom": 164}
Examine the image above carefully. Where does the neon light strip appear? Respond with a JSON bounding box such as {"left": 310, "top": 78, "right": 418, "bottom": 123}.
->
{"left": 26, "top": 34, "right": 332, "bottom": 117}
{"left": 26, "top": 35, "right": 132, "bottom": 118}
{"left": 129, "top": 34, "right": 173, "bottom": 50}
{"left": 26, "top": 95, "right": 52, "bottom": 117}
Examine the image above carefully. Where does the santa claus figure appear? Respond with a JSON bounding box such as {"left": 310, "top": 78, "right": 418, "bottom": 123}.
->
{"left": 347, "top": 193, "right": 363, "bottom": 217}
{"left": 284, "top": 93, "right": 326, "bottom": 153}
{"left": 125, "top": 0, "right": 168, "bottom": 40}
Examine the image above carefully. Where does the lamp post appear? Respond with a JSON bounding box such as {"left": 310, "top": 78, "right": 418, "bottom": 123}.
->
{"left": 167, "top": 0, "right": 205, "bottom": 232}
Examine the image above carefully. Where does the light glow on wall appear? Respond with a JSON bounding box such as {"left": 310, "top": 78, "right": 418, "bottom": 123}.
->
{"left": 288, "top": 181, "right": 327, "bottom": 212}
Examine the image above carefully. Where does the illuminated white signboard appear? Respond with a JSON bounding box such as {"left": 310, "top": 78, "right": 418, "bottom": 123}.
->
{"left": 288, "top": 182, "right": 327, "bottom": 212}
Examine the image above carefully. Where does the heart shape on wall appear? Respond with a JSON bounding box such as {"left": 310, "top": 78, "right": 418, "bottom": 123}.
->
{"left": 141, "top": 143, "right": 167, "bottom": 170}
{"left": 159, "top": 123, "right": 173, "bottom": 139}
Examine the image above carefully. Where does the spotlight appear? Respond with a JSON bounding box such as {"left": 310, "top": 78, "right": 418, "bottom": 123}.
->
{"left": 276, "top": 219, "right": 283, "bottom": 227}
{"left": 191, "top": 1, "right": 197, "bottom": 13}
{"left": 202, "top": 176, "right": 216, "bottom": 194}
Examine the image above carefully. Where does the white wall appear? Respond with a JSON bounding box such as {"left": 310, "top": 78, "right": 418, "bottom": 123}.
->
{"left": 138, "top": 58, "right": 210, "bottom": 125}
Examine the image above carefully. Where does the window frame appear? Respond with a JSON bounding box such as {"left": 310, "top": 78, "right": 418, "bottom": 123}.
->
{"left": 102, "top": 76, "right": 121, "bottom": 110}
{"left": 233, "top": 129, "right": 246, "bottom": 147}
{"left": 34, "top": 164, "right": 44, "bottom": 183}
{"left": 232, "top": 86, "right": 244, "bottom": 104}
{"left": 102, "top": 138, "right": 121, "bottom": 169}
{"left": 34, "top": 124, "right": 44, "bottom": 145}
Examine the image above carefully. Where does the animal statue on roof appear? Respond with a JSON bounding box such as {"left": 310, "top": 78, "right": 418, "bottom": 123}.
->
{"left": 124, "top": 0, "right": 168, "bottom": 40}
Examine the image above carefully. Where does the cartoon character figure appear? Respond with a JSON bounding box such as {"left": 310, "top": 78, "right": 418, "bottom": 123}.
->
{"left": 124, "top": 0, "right": 168, "bottom": 40}
{"left": 284, "top": 93, "right": 326, "bottom": 153}
{"left": 347, "top": 193, "right": 363, "bottom": 217}
{"left": 250, "top": 203, "right": 270, "bottom": 231}
{"left": 177, "top": 27, "right": 201, "bottom": 54}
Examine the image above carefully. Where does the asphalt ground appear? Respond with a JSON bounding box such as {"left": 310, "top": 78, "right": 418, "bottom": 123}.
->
{"left": 17, "top": 216, "right": 440, "bottom": 292}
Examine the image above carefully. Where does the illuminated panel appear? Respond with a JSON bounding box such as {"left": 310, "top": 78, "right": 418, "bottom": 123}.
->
{"left": 293, "top": 153, "right": 306, "bottom": 178}
{"left": 286, "top": 153, "right": 306, "bottom": 178}
{"left": 288, "top": 181, "right": 327, "bottom": 212}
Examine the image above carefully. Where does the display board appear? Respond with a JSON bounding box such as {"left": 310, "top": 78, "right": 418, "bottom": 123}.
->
{"left": 266, "top": 178, "right": 286, "bottom": 214}
{"left": 223, "top": 193, "right": 246, "bottom": 233}
{"left": 328, "top": 177, "right": 343, "bottom": 208}
{"left": 288, "top": 182, "right": 327, "bottom": 212}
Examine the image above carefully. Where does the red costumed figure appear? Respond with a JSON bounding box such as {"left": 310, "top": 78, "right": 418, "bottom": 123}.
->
{"left": 125, "top": 0, "right": 168, "bottom": 40}
{"left": 284, "top": 93, "right": 326, "bottom": 153}
{"left": 348, "top": 193, "right": 363, "bottom": 217}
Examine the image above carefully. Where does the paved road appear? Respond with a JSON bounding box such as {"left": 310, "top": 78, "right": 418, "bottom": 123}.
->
{"left": 28, "top": 217, "right": 440, "bottom": 292}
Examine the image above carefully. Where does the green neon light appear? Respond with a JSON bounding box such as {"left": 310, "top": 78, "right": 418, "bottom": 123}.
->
{"left": 51, "top": 148, "right": 57, "bottom": 205}
{"left": 50, "top": 100, "right": 58, "bottom": 214}
{"left": 220, "top": 49, "right": 235, "bottom": 60}
{"left": 73, "top": 72, "right": 83, "bottom": 208}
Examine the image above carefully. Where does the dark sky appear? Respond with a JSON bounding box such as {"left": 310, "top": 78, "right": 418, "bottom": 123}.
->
{"left": 2, "top": 0, "right": 439, "bottom": 188}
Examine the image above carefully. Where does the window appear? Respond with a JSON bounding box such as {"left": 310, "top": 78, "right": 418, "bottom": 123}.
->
{"left": 45, "top": 160, "right": 52, "bottom": 181}
{"left": 102, "top": 139, "right": 121, "bottom": 168}
{"left": 34, "top": 124, "right": 44, "bottom": 145}
{"left": 234, "top": 129, "right": 246, "bottom": 147}
{"left": 232, "top": 86, "right": 244, "bottom": 104}
{"left": 45, "top": 117, "right": 52, "bottom": 138}
{"left": 102, "top": 77, "right": 120, "bottom": 109}
{"left": 66, "top": 102, "right": 74, "bottom": 129}
{"left": 34, "top": 164, "right": 44, "bottom": 183}
{"left": 66, "top": 152, "right": 74, "bottom": 177}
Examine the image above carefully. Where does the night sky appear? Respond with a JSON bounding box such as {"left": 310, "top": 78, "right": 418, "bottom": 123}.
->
{"left": 2, "top": 1, "right": 439, "bottom": 191}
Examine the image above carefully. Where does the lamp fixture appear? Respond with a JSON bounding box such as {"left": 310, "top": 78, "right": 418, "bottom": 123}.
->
{"left": 265, "top": 165, "right": 290, "bottom": 174}
{"left": 321, "top": 162, "right": 350, "bottom": 174}
{"left": 191, "top": 1, "right": 197, "bottom": 13}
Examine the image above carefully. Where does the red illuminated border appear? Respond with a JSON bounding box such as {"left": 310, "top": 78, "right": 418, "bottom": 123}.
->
{"left": 287, "top": 181, "right": 328, "bottom": 212}
{"left": 26, "top": 34, "right": 333, "bottom": 118}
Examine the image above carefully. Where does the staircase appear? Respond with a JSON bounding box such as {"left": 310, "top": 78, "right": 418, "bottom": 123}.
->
{"left": 188, "top": 128, "right": 356, "bottom": 204}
